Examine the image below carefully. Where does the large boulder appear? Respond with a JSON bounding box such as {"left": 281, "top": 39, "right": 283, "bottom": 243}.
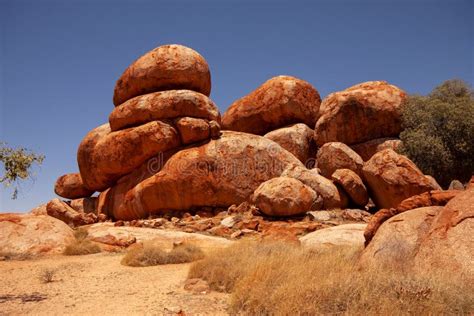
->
{"left": 77, "top": 121, "right": 180, "bottom": 191}
{"left": 350, "top": 137, "right": 402, "bottom": 161}
{"left": 315, "top": 81, "right": 407, "bottom": 146}
{"left": 316, "top": 142, "right": 364, "bottom": 178}
{"left": 281, "top": 165, "right": 348, "bottom": 209}
{"left": 251, "top": 177, "right": 320, "bottom": 217}
{"left": 109, "top": 89, "right": 220, "bottom": 131}
{"left": 54, "top": 173, "right": 94, "bottom": 199}
{"left": 264, "top": 123, "right": 316, "bottom": 164}
{"left": 0, "top": 213, "right": 74, "bottom": 256}
{"left": 360, "top": 189, "right": 474, "bottom": 276}
{"left": 362, "top": 149, "right": 437, "bottom": 209}
{"left": 107, "top": 131, "right": 303, "bottom": 220}
{"left": 46, "top": 198, "right": 98, "bottom": 227}
{"left": 331, "top": 169, "right": 368, "bottom": 207}
{"left": 300, "top": 223, "right": 367, "bottom": 250}
{"left": 222, "top": 76, "right": 321, "bottom": 135}
{"left": 113, "top": 44, "right": 211, "bottom": 106}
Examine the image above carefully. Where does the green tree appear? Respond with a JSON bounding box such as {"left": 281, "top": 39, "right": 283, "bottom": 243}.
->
{"left": 399, "top": 79, "right": 474, "bottom": 187}
{"left": 0, "top": 142, "right": 45, "bottom": 199}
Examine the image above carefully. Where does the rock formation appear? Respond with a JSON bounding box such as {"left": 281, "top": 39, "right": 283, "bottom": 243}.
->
{"left": 316, "top": 142, "right": 364, "bottom": 178}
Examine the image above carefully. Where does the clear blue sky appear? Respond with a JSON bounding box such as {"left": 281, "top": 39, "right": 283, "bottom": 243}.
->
{"left": 0, "top": 0, "right": 472, "bottom": 212}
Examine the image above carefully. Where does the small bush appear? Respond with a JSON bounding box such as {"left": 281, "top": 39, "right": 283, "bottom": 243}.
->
{"left": 39, "top": 268, "right": 55, "bottom": 283}
{"left": 63, "top": 228, "right": 101, "bottom": 256}
{"left": 188, "top": 241, "right": 474, "bottom": 315}
{"left": 399, "top": 79, "right": 474, "bottom": 187}
{"left": 121, "top": 240, "right": 204, "bottom": 267}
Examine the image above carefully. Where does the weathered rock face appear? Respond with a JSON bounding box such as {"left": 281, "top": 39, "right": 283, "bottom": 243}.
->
{"left": 316, "top": 142, "right": 364, "bottom": 178}
{"left": 54, "top": 173, "right": 94, "bottom": 199}
{"left": 264, "top": 123, "right": 316, "bottom": 165}
{"left": 0, "top": 213, "right": 74, "bottom": 255}
{"left": 46, "top": 198, "right": 98, "bottom": 227}
{"left": 362, "top": 149, "right": 437, "bottom": 209}
{"left": 108, "top": 131, "right": 303, "bottom": 220}
{"left": 175, "top": 117, "right": 212, "bottom": 145}
{"left": 70, "top": 197, "right": 98, "bottom": 214}
{"left": 113, "top": 44, "right": 211, "bottom": 106}
{"left": 300, "top": 223, "right": 367, "bottom": 250}
{"left": 281, "top": 165, "right": 347, "bottom": 209}
{"left": 222, "top": 76, "right": 321, "bottom": 135}
{"left": 77, "top": 121, "right": 180, "bottom": 192}
{"left": 109, "top": 90, "right": 220, "bottom": 131}
{"left": 315, "top": 81, "right": 406, "bottom": 146}
{"left": 251, "top": 177, "right": 320, "bottom": 217}
{"left": 350, "top": 137, "right": 402, "bottom": 161}
{"left": 360, "top": 188, "right": 474, "bottom": 276}
{"left": 331, "top": 169, "right": 368, "bottom": 207}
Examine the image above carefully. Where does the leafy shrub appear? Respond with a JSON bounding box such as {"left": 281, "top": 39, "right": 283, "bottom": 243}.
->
{"left": 399, "top": 79, "right": 474, "bottom": 187}
{"left": 188, "top": 241, "right": 473, "bottom": 315}
{"left": 121, "top": 240, "right": 204, "bottom": 267}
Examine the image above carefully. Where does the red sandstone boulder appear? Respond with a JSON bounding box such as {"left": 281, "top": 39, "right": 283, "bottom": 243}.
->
{"left": 0, "top": 213, "right": 74, "bottom": 255}
{"left": 46, "top": 198, "right": 97, "bottom": 227}
{"left": 331, "top": 169, "right": 368, "bottom": 207}
{"left": 281, "top": 165, "right": 348, "bottom": 209}
{"left": 264, "top": 123, "right": 316, "bottom": 164}
{"left": 362, "top": 149, "right": 437, "bottom": 209}
{"left": 113, "top": 45, "right": 211, "bottom": 106}
{"left": 251, "top": 177, "right": 320, "bottom": 217}
{"left": 175, "top": 117, "right": 212, "bottom": 145}
{"left": 108, "top": 131, "right": 303, "bottom": 220}
{"left": 316, "top": 142, "right": 364, "bottom": 178}
{"left": 222, "top": 76, "right": 321, "bottom": 135}
{"left": 315, "top": 81, "right": 406, "bottom": 146}
{"left": 54, "top": 173, "right": 94, "bottom": 199}
{"left": 109, "top": 90, "right": 219, "bottom": 131}
{"left": 77, "top": 121, "right": 180, "bottom": 191}
{"left": 350, "top": 137, "right": 402, "bottom": 161}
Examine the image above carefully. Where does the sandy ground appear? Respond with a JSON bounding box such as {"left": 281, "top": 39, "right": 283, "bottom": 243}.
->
{"left": 0, "top": 253, "right": 229, "bottom": 315}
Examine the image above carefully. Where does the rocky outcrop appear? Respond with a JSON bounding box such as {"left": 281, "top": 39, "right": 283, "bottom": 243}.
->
{"left": 350, "top": 137, "right": 401, "bottom": 161}
{"left": 281, "top": 165, "right": 347, "bottom": 209}
{"left": 331, "top": 169, "right": 368, "bottom": 207}
{"left": 113, "top": 44, "right": 211, "bottom": 106}
{"left": 0, "top": 213, "right": 74, "bottom": 256}
{"left": 46, "top": 198, "right": 98, "bottom": 227}
{"left": 252, "top": 177, "right": 320, "bottom": 216}
{"left": 316, "top": 142, "right": 364, "bottom": 178}
{"left": 222, "top": 76, "right": 321, "bottom": 135}
{"left": 362, "top": 149, "right": 437, "bottom": 209}
{"left": 54, "top": 173, "right": 94, "bottom": 199}
{"left": 109, "top": 89, "right": 220, "bottom": 131}
{"left": 364, "top": 190, "right": 460, "bottom": 245}
{"left": 315, "top": 81, "right": 406, "bottom": 146}
{"left": 107, "top": 131, "right": 303, "bottom": 220}
{"left": 264, "top": 123, "right": 316, "bottom": 165}
{"left": 300, "top": 223, "right": 366, "bottom": 250}
{"left": 360, "top": 188, "right": 474, "bottom": 276}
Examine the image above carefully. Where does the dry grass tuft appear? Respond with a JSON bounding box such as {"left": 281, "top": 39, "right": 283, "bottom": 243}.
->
{"left": 188, "top": 241, "right": 474, "bottom": 315}
{"left": 63, "top": 228, "right": 101, "bottom": 256}
{"left": 121, "top": 240, "right": 204, "bottom": 267}
{"left": 39, "top": 268, "right": 55, "bottom": 283}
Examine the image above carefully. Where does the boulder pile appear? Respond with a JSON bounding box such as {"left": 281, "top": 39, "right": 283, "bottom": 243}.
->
{"left": 48, "top": 44, "right": 445, "bottom": 228}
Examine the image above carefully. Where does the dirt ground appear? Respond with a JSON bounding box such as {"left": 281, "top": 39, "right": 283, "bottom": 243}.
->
{"left": 0, "top": 253, "right": 229, "bottom": 315}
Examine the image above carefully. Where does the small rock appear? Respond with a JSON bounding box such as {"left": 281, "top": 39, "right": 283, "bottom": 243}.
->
{"left": 307, "top": 211, "right": 331, "bottom": 222}
{"left": 220, "top": 216, "right": 236, "bottom": 228}
{"left": 171, "top": 217, "right": 180, "bottom": 224}
{"left": 448, "top": 179, "right": 464, "bottom": 190}
{"left": 184, "top": 278, "right": 210, "bottom": 294}
{"left": 230, "top": 230, "right": 243, "bottom": 239}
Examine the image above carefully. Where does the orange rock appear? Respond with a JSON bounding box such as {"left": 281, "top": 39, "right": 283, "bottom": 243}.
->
{"left": 0, "top": 213, "right": 74, "bottom": 256}
{"left": 54, "top": 173, "right": 94, "bottom": 199}
{"left": 331, "top": 169, "right": 368, "bottom": 207}
{"left": 222, "top": 76, "right": 321, "bottom": 135}
{"left": 46, "top": 198, "right": 97, "bottom": 227}
{"left": 109, "top": 90, "right": 219, "bottom": 131}
{"left": 350, "top": 137, "right": 401, "bottom": 161}
{"left": 77, "top": 121, "right": 180, "bottom": 191}
{"left": 113, "top": 45, "right": 211, "bottom": 106}
{"left": 264, "top": 123, "right": 316, "bottom": 164}
{"left": 362, "top": 149, "right": 437, "bottom": 209}
{"left": 175, "top": 117, "right": 213, "bottom": 145}
{"left": 315, "top": 81, "right": 406, "bottom": 146}
{"left": 109, "top": 131, "right": 303, "bottom": 220}
{"left": 70, "top": 197, "right": 98, "bottom": 214}
{"left": 316, "top": 142, "right": 364, "bottom": 178}
{"left": 251, "top": 177, "right": 320, "bottom": 217}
